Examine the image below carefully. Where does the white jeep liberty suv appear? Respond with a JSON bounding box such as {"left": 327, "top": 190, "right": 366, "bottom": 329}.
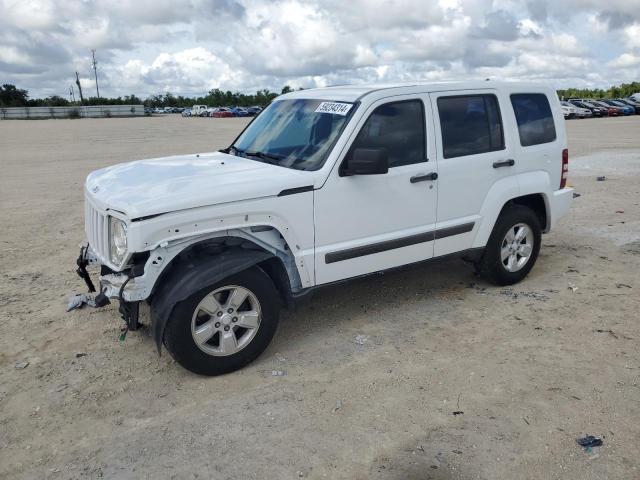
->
{"left": 76, "top": 81, "right": 573, "bottom": 375}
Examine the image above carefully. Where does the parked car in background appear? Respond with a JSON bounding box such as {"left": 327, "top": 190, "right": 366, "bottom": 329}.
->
{"left": 153, "top": 107, "right": 164, "bottom": 114}
{"left": 144, "top": 107, "right": 153, "bottom": 115}
{"left": 231, "top": 107, "right": 250, "bottom": 117}
{"left": 590, "top": 100, "right": 621, "bottom": 116}
{"left": 212, "top": 107, "right": 234, "bottom": 118}
{"left": 247, "top": 106, "right": 262, "bottom": 116}
{"left": 560, "top": 101, "right": 579, "bottom": 119}
{"left": 181, "top": 109, "right": 192, "bottom": 117}
{"left": 615, "top": 98, "right": 640, "bottom": 114}
{"left": 600, "top": 99, "right": 634, "bottom": 115}
{"left": 630, "top": 93, "right": 640, "bottom": 102}
{"left": 575, "top": 106, "right": 592, "bottom": 118}
{"left": 568, "top": 100, "right": 606, "bottom": 117}
{"left": 191, "top": 105, "right": 209, "bottom": 116}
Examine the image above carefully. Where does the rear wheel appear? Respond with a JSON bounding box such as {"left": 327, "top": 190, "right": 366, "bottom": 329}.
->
{"left": 163, "top": 266, "right": 280, "bottom": 376}
{"left": 479, "top": 205, "right": 541, "bottom": 285}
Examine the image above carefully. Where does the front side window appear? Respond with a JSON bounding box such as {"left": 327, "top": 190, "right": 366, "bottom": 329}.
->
{"left": 345, "top": 100, "right": 426, "bottom": 168}
{"left": 231, "top": 99, "right": 356, "bottom": 171}
{"left": 511, "top": 93, "right": 556, "bottom": 147}
{"left": 437, "top": 95, "right": 504, "bottom": 158}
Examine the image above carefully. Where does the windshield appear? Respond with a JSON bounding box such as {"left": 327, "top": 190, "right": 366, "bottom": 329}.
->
{"left": 231, "top": 99, "right": 356, "bottom": 171}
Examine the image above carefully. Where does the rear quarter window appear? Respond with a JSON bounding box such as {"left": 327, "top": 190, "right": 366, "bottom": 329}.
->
{"left": 510, "top": 93, "right": 557, "bottom": 147}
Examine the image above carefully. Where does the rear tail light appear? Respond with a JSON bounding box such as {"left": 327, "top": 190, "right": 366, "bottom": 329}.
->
{"left": 560, "top": 148, "right": 569, "bottom": 189}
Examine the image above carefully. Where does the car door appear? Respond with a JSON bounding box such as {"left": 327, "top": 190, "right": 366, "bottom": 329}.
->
{"left": 314, "top": 95, "right": 438, "bottom": 285}
{"left": 429, "top": 89, "right": 517, "bottom": 257}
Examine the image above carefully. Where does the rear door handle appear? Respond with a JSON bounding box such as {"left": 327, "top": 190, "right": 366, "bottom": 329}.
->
{"left": 410, "top": 172, "right": 438, "bottom": 183}
{"left": 493, "top": 159, "right": 515, "bottom": 168}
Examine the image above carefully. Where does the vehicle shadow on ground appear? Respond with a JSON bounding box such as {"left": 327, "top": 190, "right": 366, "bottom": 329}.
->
{"left": 274, "top": 256, "right": 480, "bottom": 348}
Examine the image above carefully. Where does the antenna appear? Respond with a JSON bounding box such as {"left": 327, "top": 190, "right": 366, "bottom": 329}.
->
{"left": 75, "top": 72, "right": 85, "bottom": 104}
{"left": 91, "top": 49, "right": 100, "bottom": 98}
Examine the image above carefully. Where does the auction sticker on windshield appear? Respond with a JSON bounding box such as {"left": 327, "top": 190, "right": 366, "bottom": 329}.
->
{"left": 315, "top": 102, "right": 353, "bottom": 115}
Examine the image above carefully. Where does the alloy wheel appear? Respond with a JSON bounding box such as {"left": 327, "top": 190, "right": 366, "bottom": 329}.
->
{"left": 190, "top": 285, "right": 262, "bottom": 356}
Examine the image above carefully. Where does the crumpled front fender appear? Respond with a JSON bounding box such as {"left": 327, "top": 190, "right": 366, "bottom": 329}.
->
{"left": 150, "top": 248, "right": 272, "bottom": 354}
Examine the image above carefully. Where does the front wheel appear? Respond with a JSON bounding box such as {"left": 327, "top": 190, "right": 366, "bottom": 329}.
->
{"left": 478, "top": 205, "right": 541, "bottom": 286}
{"left": 163, "top": 266, "right": 280, "bottom": 376}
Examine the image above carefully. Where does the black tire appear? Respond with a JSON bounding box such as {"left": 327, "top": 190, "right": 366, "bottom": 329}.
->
{"left": 163, "top": 266, "right": 280, "bottom": 376}
{"left": 478, "top": 205, "right": 542, "bottom": 286}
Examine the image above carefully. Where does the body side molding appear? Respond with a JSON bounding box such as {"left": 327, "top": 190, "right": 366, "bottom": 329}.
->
{"left": 325, "top": 222, "right": 474, "bottom": 264}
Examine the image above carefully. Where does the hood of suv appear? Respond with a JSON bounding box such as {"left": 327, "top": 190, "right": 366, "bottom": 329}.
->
{"left": 85, "top": 151, "right": 313, "bottom": 218}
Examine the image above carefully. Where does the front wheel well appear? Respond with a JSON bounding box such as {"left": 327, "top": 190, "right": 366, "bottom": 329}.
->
{"left": 501, "top": 194, "right": 548, "bottom": 232}
{"left": 149, "top": 234, "right": 296, "bottom": 306}
{"left": 257, "top": 257, "right": 294, "bottom": 308}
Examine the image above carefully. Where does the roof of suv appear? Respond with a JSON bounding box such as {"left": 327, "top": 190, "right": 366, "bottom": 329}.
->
{"left": 279, "top": 80, "right": 554, "bottom": 103}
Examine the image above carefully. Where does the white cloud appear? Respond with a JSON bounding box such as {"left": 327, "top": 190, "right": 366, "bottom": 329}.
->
{"left": 112, "top": 48, "right": 244, "bottom": 94}
{"left": 0, "top": 0, "right": 637, "bottom": 98}
{"left": 623, "top": 24, "right": 640, "bottom": 49}
{"left": 0, "top": 45, "right": 28, "bottom": 65}
{"left": 608, "top": 53, "right": 640, "bottom": 69}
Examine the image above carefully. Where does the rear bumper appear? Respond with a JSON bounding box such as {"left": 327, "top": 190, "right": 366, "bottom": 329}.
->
{"left": 548, "top": 187, "right": 573, "bottom": 230}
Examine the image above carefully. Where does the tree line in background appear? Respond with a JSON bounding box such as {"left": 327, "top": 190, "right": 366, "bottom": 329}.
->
{"left": 0, "top": 84, "right": 294, "bottom": 108}
{"left": 2, "top": 82, "right": 638, "bottom": 109}
{"left": 556, "top": 82, "right": 640, "bottom": 100}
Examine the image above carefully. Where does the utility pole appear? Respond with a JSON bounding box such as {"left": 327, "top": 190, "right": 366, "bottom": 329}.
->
{"left": 91, "top": 50, "right": 100, "bottom": 98}
{"left": 75, "top": 72, "right": 85, "bottom": 104}
{"left": 69, "top": 85, "right": 75, "bottom": 103}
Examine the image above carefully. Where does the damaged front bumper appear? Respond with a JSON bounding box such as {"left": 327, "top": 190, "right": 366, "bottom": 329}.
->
{"left": 75, "top": 243, "right": 150, "bottom": 330}
{"left": 75, "top": 234, "right": 220, "bottom": 332}
{"left": 76, "top": 243, "right": 153, "bottom": 302}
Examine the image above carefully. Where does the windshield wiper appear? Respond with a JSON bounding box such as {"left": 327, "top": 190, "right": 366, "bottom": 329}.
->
{"left": 230, "top": 146, "right": 284, "bottom": 165}
{"left": 244, "top": 150, "right": 283, "bottom": 164}
{"left": 245, "top": 150, "right": 281, "bottom": 159}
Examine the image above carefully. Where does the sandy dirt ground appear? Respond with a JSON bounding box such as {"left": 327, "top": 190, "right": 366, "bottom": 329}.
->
{"left": 0, "top": 114, "right": 639, "bottom": 480}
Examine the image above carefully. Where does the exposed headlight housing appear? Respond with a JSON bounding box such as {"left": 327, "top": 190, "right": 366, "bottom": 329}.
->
{"left": 109, "top": 216, "right": 128, "bottom": 266}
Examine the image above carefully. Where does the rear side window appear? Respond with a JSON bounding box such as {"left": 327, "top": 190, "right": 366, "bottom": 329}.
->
{"left": 510, "top": 94, "right": 556, "bottom": 146}
{"left": 437, "top": 95, "right": 504, "bottom": 159}
{"left": 348, "top": 100, "right": 426, "bottom": 168}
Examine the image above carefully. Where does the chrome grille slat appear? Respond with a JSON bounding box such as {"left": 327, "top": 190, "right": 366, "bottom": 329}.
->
{"left": 101, "top": 214, "right": 108, "bottom": 255}
{"left": 85, "top": 195, "right": 109, "bottom": 262}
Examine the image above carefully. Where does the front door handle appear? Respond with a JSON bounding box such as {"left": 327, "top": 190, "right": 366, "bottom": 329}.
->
{"left": 410, "top": 172, "right": 438, "bottom": 183}
{"left": 493, "top": 159, "right": 515, "bottom": 168}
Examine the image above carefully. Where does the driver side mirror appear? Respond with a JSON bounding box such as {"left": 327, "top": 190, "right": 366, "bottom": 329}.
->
{"left": 341, "top": 148, "right": 389, "bottom": 176}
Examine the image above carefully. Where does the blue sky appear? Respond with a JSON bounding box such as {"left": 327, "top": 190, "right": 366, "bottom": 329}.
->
{"left": 1, "top": 0, "right": 639, "bottom": 99}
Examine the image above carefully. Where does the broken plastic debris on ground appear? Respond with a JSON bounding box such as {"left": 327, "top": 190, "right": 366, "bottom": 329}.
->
{"left": 14, "top": 361, "right": 29, "bottom": 370}
{"left": 577, "top": 435, "right": 603, "bottom": 448}
{"left": 66, "top": 292, "right": 110, "bottom": 312}
{"left": 576, "top": 435, "right": 604, "bottom": 460}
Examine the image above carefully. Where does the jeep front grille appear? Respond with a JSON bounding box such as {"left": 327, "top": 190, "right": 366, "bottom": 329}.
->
{"left": 85, "top": 199, "right": 109, "bottom": 262}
